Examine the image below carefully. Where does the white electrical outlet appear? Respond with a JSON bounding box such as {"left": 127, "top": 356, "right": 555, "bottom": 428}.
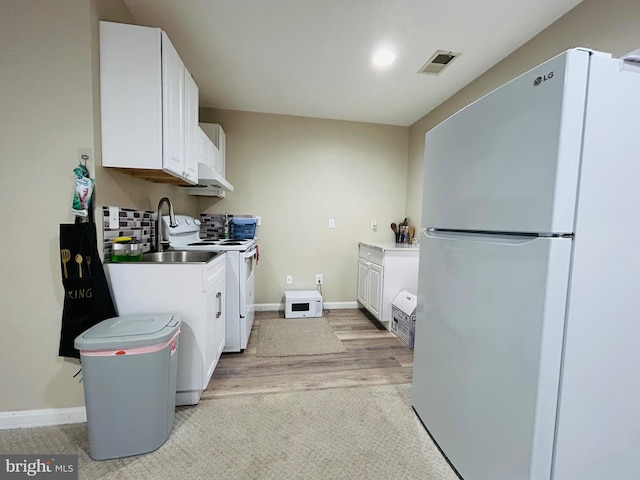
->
{"left": 328, "top": 218, "right": 335, "bottom": 229}
{"left": 255, "top": 216, "right": 262, "bottom": 226}
{"left": 286, "top": 275, "right": 293, "bottom": 285}
{"left": 371, "top": 219, "right": 377, "bottom": 231}
{"left": 316, "top": 274, "right": 323, "bottom": 285}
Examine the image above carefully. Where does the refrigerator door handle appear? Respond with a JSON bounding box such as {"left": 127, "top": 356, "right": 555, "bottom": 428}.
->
{"left": 424, "top": 229, "right": 538, "bottom": 246}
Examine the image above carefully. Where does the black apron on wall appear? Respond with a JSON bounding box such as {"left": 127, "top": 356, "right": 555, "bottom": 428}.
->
{"left": 58, "top": 206, "right": 116, "bottom": 359}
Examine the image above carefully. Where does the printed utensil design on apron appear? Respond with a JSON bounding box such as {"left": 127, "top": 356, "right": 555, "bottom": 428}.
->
{"left": 61, "top": 249, "right": 71, "bottom": 279}
{"left": 75, "top": 254, "right": 84, "bottom": 278}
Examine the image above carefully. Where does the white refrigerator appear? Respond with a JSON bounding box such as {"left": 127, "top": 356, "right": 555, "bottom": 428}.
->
{"left": 412, "top": 48, "right": 640, "bottom": 480}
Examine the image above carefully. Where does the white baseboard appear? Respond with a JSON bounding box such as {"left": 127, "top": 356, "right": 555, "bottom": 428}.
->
{"left": 1, "top": 301, "right": 360, "bottom": 430}
{"left": 0, "top": 407, "right": 87, "bottom": 430}
{"left": 255, "top": 301, "right": 358, "bottom": 311}
{"left": 325, "top": 301, "right": 359, "bottom": 310}
{"left": 254, "top": 303, "right": 281, "bottom": 311}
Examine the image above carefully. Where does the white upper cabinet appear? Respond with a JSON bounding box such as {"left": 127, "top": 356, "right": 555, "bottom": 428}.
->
{"left": 99, "top": 21, "right": 198, "bottom": 185}
{"left": 186, "top": 125, "right": 233, "bottom": 196}
{"left": 200, "top": 123, "right": 226, "bottom": 177}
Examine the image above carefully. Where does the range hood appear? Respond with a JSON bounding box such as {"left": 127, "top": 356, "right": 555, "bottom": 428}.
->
{"left": 183, "top": 162, "right": 234, "bottom": 197}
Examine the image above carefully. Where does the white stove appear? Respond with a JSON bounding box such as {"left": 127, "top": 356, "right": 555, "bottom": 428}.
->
{"left": 162, "top": 214, "right": 256, "bottom": 251}
{"left": 163, "top": 214, "right": 258, "bottom": 352}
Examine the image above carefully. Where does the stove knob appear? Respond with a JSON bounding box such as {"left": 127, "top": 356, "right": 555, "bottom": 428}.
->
{"left": 194, "top": 219, "right": 201, "bottom": 226}
{"left": 184, "top": 218, "right": 191, "bottom": 225}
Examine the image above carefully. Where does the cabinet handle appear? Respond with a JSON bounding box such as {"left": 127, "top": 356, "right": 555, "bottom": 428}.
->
{"left": 216, "top": 291, "right": 222, "bottom": 318}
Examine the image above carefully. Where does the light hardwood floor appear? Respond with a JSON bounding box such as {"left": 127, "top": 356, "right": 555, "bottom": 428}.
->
{"left": 201, "top": 309, "right": 414, "bottom": 399}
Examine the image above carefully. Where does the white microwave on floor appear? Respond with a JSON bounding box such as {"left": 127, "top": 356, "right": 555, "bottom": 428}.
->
{"left": 285, "top": 290, "right": 322, "bottom": 318}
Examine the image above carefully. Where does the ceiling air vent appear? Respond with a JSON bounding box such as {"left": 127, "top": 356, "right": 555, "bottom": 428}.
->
{"left": 418, "top": 50, "right": 461, "bottom": 75}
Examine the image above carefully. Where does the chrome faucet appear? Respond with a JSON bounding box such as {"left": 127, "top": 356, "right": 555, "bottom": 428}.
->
{"left": 155, "top": 197, "right": 177, "bottom": 251}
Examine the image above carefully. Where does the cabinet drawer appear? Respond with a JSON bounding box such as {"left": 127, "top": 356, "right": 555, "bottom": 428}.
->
{"left": 359, "top": 245, "right": 384, "bottom": 266}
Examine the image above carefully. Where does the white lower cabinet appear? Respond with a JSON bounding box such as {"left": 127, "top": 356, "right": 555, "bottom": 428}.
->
{"left": 107, "top": 253, "right": 226, "bottom": 406}
{"left": 357, "top": 243, "right": 419, "bottom": 329}
{"left": 358, "top": 257, "right": 383, "bottom": 318}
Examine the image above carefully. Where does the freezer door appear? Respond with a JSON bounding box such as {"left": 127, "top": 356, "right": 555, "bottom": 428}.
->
{"left": 412, "top": 231, "right": 571, "bottom": 480}
{"left": 422, "top": 48, "right": 590, "bottom": 234}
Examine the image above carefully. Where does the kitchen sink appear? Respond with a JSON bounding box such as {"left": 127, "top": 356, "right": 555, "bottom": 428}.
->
{"left": 140, "top": 250, "right": 219, "bottom": 263}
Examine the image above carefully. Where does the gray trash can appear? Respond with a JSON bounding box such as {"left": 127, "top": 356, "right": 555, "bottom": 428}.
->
{"left": 75, "top": 314, "right": 181, "bottom": 460}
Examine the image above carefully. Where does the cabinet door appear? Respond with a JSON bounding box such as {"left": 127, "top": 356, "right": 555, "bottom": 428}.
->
{"left": 211, "top": 143, "right": 221, "bottom": 173}
{"left": 203, "top": 262, "right": 226, "bottom": 385}
{"left": 100, "top": 21, "right": 162, "bottom": 169}
{"left": 203, "top": 288, "right": 217, "bottom": 387}
{"left": 357, "top": 258, "right": 369, "bottom": 306}
{"left": 212, "top": 267, "right": 226, "bottom": 361}
{"left": 161, "top": 32, "right": 185, "bottom": 178}
{"left": 368, "top": 262, "right": 384, "bottom": 319}
{"left": 200, "top": 123, "right": 225, "bottom": 174}
{"left": 184, "top": 71, "right": 199, "bottom": 183}
{"left": 217, "top": 126, "right": 226, "bottom": 178}
{"left": 197, "top": 127, "right": 210, "bottom": 166}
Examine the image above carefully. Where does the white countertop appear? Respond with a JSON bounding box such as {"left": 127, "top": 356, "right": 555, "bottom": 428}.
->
{"left": 359, "top": 241, "right": 419, "bottom": 251}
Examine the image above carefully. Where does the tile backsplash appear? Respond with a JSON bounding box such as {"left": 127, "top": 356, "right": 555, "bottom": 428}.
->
{"left": 102, "top": 209, "right": 255, "bottom": 259}
{"left": 102, "top": 206, "right": 154, "bottom": 260}
{"left": 199, "top": 213, "right": 226, "bottom": 240}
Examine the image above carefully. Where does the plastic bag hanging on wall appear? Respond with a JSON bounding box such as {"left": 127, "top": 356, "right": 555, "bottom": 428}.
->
{"left": 71, "top": 153, "right": 94, "bottom": 217}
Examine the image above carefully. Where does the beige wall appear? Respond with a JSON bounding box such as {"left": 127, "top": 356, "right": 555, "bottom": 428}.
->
{"left": 406, "top": 0, "right": 640, "bottom": 228}
{"left": 0, "top": 0, "right": 197, "bottom": 413}
{"left": 199, "top": 109, "right": 409, "bottom": 305}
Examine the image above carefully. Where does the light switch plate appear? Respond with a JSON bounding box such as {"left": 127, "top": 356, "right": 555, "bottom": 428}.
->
{"left": 108, "top": 206, "right": 119, "bottom": 230}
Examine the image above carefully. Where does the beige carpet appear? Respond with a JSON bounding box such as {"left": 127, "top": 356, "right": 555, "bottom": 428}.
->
{"left": 256, "top": 317, "right": 346, "bottom": 357}
{"left": 0, "top": 385, "right": 458, "bottom": 480}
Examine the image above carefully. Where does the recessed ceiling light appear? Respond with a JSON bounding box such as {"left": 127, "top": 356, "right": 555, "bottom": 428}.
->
{"left": 372, "top": 47, "right": 396, "bottom": 67}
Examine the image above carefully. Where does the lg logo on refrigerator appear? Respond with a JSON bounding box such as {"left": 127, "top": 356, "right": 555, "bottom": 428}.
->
{"left": 533, "top": 71, "right": 554, "bottom": 86}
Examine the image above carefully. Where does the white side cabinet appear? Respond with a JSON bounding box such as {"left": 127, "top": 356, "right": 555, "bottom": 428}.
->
{"left": 357, "top": 243, "right": 419, "bottom": 329}
{"left": 106, "top": 253, "right": 226, "bottom": 406}
{"left": 100, "top": 21, "right": 198, "bottom": 185}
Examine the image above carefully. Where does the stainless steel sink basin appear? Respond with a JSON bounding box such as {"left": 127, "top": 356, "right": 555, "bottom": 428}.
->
{"left": 140, "top": 250, "right": 218, "bottom": 263}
